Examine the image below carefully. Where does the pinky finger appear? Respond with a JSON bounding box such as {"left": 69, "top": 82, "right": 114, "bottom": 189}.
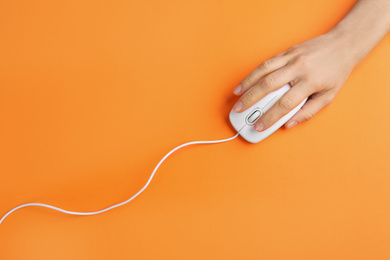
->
{"left": 284, "top": 93, "right": 333, "bottom": 128}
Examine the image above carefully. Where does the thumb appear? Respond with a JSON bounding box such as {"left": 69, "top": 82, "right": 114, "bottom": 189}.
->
{"left": 284, "top": 93, "right": 333, "bottom": 128}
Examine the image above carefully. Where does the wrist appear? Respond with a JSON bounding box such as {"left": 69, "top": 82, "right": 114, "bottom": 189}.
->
{"left": 327, "top": 0, "right": 390, "bottom": 67}
{"left": 324, "top": 27, "right": 363, "bottom": 69}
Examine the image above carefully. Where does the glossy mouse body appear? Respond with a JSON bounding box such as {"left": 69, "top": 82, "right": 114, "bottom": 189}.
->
{"left": 229, "top": 84, "right": 307, "bottom": 143}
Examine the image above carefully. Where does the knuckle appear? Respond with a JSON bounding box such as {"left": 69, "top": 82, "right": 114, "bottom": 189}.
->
{"left": 300, "top": 83, "right": 314, "bottom": 95}
{"left": 286, "top": 46, "right": 296, "bottom": 53}
{"left": 294, "top": 55, "right": 309, "bottom": 68}
{"left": 244, "top": 74, "right": 252, "bottom": 84}
{"left": 262, "top": 111, "right": 278, "bottom": 127}
{"left": 261, "top": 75, "right": 275, "bottom": 89}
{"left": 260, "top": 59, "right": 272, "bottom": 71}
{"left": 241, "top": 89, "right": 256, "bottom": 105}
{"left": 278, "top": 96, "right": 295, "bottom": 110}
{"left": 286, "top": 45, "right": 302, "bottom": 55}
{"left": 268, "top": 113, "right": 279, "bottom": 125}
{"left": 303, "top": 111, "right": 315, "bottom": 121}
{"left": 307, "top": 78, "right": 321, "bottom": 90}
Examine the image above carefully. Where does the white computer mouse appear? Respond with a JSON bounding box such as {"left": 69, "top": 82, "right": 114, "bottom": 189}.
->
{"left": 229, "top": 84, "right": 307, "bottom": 143}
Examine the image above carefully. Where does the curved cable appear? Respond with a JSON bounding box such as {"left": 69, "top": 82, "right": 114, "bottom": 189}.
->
{"left": 0, "top": 133, "right": 240, "bottom": 226}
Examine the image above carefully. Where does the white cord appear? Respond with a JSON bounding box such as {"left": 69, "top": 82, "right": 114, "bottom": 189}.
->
{"left": 0, "top": 133, "right": 240, "bottom": 226}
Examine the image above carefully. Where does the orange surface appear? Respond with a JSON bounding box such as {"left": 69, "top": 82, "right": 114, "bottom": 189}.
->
{"left": 1, "top": 0, "right": 389, "bottom": 259}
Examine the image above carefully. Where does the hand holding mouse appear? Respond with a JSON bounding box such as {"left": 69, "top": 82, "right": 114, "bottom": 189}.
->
{"left": 232, "top": 0, "right": 390, "bottom": 132}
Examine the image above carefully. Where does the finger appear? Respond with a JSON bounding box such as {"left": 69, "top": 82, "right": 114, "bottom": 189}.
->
{"left": 254, "top": 82, "right": 312, "bottom": 132}
{"left": 233, "top": 55, "right": 288, "bottom": 96}
{"left": 232, "top": 65, "right": 296, "bottom": 113}
{"left": 284, "top": 93, "right": 333, "bottom": 128}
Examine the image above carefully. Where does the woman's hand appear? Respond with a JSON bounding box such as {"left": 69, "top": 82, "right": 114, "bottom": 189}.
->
{"left": 232, "top": 30, "right": 357, "bottom": 132}
{"left": 232, "top": 0, "right": 390, "bottom": 132}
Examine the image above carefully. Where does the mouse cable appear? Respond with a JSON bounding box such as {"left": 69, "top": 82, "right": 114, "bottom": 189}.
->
{"left": 0, "top": 132, "right": 240, "bottom": 226}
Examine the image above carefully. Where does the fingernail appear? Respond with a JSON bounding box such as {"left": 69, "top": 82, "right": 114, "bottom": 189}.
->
{"left": 286, "top": 121, "right": 297, "bottom": 128}
{"left": 255, "top": 122, "right": 264, "bottom": 132}
{"left": 233, "top": 102, "right": 242, "bottom": 112}
{"left": 233, "top": 84, "right": 242, "bottom": 95}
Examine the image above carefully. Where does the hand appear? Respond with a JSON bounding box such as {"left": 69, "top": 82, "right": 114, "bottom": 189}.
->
{"left": 232, "top": 30, "right": 358, "bottom": 132}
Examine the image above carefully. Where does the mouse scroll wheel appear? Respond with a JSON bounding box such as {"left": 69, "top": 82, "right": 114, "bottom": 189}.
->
{"left": 246, "top": 109, "right": 262, "bottom": 125}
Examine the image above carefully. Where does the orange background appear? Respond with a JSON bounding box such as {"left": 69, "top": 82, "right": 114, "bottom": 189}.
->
{"left": 1, "top": 0, "right": 390, "bottom": 259}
